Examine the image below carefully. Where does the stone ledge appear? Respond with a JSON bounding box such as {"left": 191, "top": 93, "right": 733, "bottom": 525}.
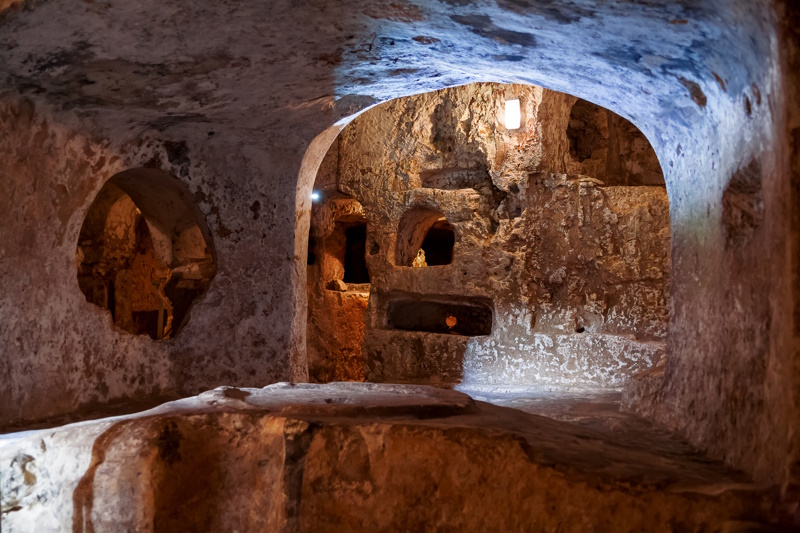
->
{"left": 0, "top": 383, "right": 783, "bottom": 532}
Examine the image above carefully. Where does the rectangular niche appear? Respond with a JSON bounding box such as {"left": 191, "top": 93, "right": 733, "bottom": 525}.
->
{"left": 419, "top": 168, "right": 490, "bottom": 190}
{"left": 387, "top": 298, "right": 493, "bottom": 336}
{"left": 343, "top": 222, "right": 370, "bottom": 284}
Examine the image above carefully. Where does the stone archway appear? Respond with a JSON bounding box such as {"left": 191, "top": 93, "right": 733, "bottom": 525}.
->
{"left": 297, "top": 82, "right": 669, "bottom": 388}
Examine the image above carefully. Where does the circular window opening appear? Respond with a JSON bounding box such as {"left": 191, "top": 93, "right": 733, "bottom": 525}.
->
{"left": 76, "top": 168, "right": 216, "bottom": 340}
{"left": 396, "top": 207, "right": 455, "bottom": 267}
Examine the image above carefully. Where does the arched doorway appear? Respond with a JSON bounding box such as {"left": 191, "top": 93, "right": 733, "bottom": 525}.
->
{"left": 301, "top": 82, "right": 668, "bottom": 388}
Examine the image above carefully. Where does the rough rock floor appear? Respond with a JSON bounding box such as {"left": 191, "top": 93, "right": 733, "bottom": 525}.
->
{"left": 0, "top": 383, "right": 781, "bottom": 531}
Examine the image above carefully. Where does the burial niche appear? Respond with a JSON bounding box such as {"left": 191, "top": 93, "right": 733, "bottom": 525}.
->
{"left": 76, "top": 168, "right": 216, "bottom": 340}
{"left": 387, "top": 298, "right": 493, "bottom": 336}
{"left": 396, "top": 207, "right": 455, "bottom": 267}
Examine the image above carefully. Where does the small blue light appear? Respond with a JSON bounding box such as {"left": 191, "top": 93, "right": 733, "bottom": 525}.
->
{"left": 311, "top": 191, "right": 321, "bottom": 201}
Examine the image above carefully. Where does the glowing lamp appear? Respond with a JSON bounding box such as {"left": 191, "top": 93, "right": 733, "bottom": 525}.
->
{"left": 311, "top": 191, "right": 321, "bottom": 202}
{"left": 505, "top": 99, "right": 521, "bottom": 130}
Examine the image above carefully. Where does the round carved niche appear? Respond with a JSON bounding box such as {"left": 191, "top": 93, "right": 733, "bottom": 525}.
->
{"left": 395, "top": 207, "right": 455, "bottom": 267}
{"left": 76, "top": 168, "right": 216, "bottom": 340}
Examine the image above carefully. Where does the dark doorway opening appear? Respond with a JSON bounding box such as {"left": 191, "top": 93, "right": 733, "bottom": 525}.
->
{"left": 343, "top": 223, "right": 370, "bottom": 283}
{"left": 396, "top": 208, "right": 456, "bottom": 267}
{"left": 420, "top": 219, "right": 455, "bottom": 266}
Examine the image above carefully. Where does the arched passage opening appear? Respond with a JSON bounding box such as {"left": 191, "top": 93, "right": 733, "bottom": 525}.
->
{"left": 305, "top": 189, "right": 371, "bottom": 382}
{"left": 299, "top": 82, "right": 668, "bottom": 389}
{"left": 567, "top": 98, "right": 664, "bottom": 186}
{"left": 77, "top": 168, "right": 216, "bottom": 340}
{"left": 396, "top": 207, "right": 456, "bottom": 267}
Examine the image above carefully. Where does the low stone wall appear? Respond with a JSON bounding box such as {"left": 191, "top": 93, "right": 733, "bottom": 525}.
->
{"left": 0, "top": 384, "right": 768, "bottom": 532}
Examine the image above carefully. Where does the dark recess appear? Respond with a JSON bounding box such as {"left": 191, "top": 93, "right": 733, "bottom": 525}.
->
{"left": 165, "top": 278, "right": 209, "bottom": 336}
{"left": 421, "top": 222, "right": 455, "bottom": 266}
{"left": 307, "top": 232, "right": 316, "bottom": 265}
{"left": 344, "top": 223, "right": 370, "bottom": 283}
{"left": 388, "top": 299, "right": 492, "bottom": 336}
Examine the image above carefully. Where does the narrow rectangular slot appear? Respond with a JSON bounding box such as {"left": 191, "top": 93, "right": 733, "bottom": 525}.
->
{"left": 387, "top": 299, "right": 492, "bottom": 336}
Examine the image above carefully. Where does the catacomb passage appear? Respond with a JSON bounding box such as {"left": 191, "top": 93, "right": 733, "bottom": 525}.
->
{"left": 77, "top": 169, "right": 215, "bottom": 340}
{"left": 306, "top": 195, "right": 371, "bottom": 382}
{"left": 307, "top": 83, "right": 669, "bottom": 387}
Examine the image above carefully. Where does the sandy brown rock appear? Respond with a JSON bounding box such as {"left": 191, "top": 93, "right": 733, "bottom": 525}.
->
{"left": 0, "top": 0, "right": 797, "bottom": 499}
{"left": 0, "top": 384, "right": 785, "bottom": 532}
{"left": 309, "top": 83, "right": 669, "bottom": 387}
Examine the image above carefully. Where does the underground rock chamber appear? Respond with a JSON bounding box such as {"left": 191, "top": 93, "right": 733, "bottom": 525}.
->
{"left": 0, "top": 0, "right": 796, "bottom": 526}
{"left": 76, "top": 168, "right": 216, "bottom": 340}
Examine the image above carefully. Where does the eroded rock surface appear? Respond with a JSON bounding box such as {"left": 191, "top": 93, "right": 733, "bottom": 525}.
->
{"left": 0, "top": 0, "right": 797, "bottom": 501}
{"left": 308, "top": 83, "right": 669, "bottom": 387}
{"left": 0, "top": 384, "right": 783, "bottom": 532}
